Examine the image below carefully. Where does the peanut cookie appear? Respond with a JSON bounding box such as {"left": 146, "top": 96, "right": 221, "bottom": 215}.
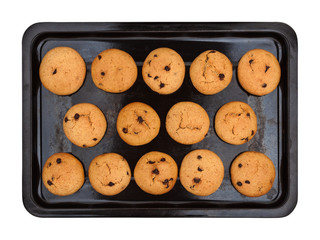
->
{"left": 63, "top": 103, "right": 107, "bottom": 148}
{"left": 166, "top": 101, "right": 210, "bottom": 145}
{"left": 237, "top": 49, "right": 281, "bottom": 96}
{"left": 91, "top": 49, "right": 138, "bottom": 93}
{"left": 180, "top": 149, "right": 224, "bottom": 196}
{"left": 190, "top": 50, "right": 233, "bottom": 95}
{"left": 215, "top": 101, "right": 257, "bottom": 145}
{"left": 42, "top": 153, "right": 85, "bottom": 196}
{"left": 134, "top": 151, "right": 178, "bottom": 195}
{"left": 88, "top": 153, "right": 131, "bottom": 196}
{"left": 116, "top": 102, "right": 160, "bottom": 146}
{"left": 39, "top": 46, "right": 86, "bottom": 95}
{"left": 142, "top": 47, "right": 185, "bottom": 94}
{"left": 230, "top": 151, "right": 276, "bottom": 197}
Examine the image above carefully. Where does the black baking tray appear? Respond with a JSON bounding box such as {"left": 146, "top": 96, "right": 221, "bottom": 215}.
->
{"left": 22, "top": 22, "right": 298, "bottom": 217}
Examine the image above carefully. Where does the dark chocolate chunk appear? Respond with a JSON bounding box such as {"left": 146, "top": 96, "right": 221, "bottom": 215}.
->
{"left": 56, "top": 158, "right": 61, "bottom": 164}
{"left": 137, "top": 116, "right": 144, "bottom": 123}
{"left": 193, "top": 177, "right": 201, "bottom": 183}
{"left": 245, "top": 180, "right": 250, "bottom": 184}
{"left": 265, "top": 65, "right": 270, "bottom": 73}
{"left": 237, "top": 181, "right": 242, "bottom": 186}
{"left": 154, "top": 54, "right": 158, "bottom": 57}
{"left": 152, "top": 168, "right": 159, "bottom": 175}
{"left": 122, "top": 128, "right": 128, "bottom": 134}
{"left": 209, "top": 50, "right": 216, "bottom": 53}
{"left": 219, "top": 73, "right": 225, "bottom": 80}
{"left": 197, "top": 155, "right": 202, "bottom": 160}
{"left": 160, "top": 158, "right": 166, "bottom": 162}
{"left": 48, "top": 162, "right": 52, "bottom": 167}
{"left": 241, "top": 137, "right": 249, "bottom": 142}
{"left": 251, "top": 130, "right": 255, "bottom": 136}
{"left": 249, "top": 59, "right": 254, "bottom": 64}
{"left": 101, "top": 71, "right": 105, "bottom": 76}
{"left": 159, "top": 82, "right": 165, "bottom": 89}
{"left": 82, "top": 144, "right": 86, "bottom": 147}
{"left": 148, "top": 73, "right": 152, "bottom": 78}
{"left": 164, "top": 66, "right": 170, "bottom": 71}
{"left": 108, "top": 182, "right": 115, "bottom": 186}
{"left": 64, "top": 117, "right": 69, "bottom": 123}
{"left": 52, "top": 69, "right": 57, "bottom": 75}
{"left": 238, "top": 163, "right": 243, "bottom": 168}
{"left": 154, "top": 76, "right": 159, "bottom": 80}
{"left": 74, "top": 113, "right": 80, "bottom": 120}
{"left": 98, "top": 55, "right": 101, "bottom": 60}
{"left": 262, "top": 83, "right": 267, "bottom": 88}
{"left": 127, "top": 171, "right": 129, "bottom": 176}
{"left": 147, "top": 160, "right": 155, "bottom": 164}
{"left": 47, "top": 180, "right": 53, "bottom": 186}
{"left": 247, "top": 113, "right": 250, "bottom": 117}
{"left": 148, "top": 60, "right": 152, "bottom": 65}
{"left": 197, "top": 167, "right": 203, "bottom": 172}
{"left": 162, "top": 179, "right": 169, "bottom": 185}
{"left": 93, "top": 138, "right": 97, "bottom": 141}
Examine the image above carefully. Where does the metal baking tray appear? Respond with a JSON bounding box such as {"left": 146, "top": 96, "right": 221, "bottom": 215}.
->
{"left": 22, "top": 22, "right": 298, "bottom": 217}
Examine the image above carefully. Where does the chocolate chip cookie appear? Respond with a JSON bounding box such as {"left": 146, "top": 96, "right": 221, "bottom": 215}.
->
{"left": 88, "top": 153, "right": 131, "bottom": 196}
{"left": 230, "top": 151, "right": 276, "bottom": 197}
{"left": 190, "top": 50, "right": 233, "bottom": 95}
{"left": 142, "top": 47, "right": 185, "bottom": 94}
{"left": 134, "top": 151, "right": 178, "bottom": 195}
{"left": 237, "top": 49, "right": 281, "bottom": 96}
{"left": 215, "top": 101, "right": 257, "bottom": 145}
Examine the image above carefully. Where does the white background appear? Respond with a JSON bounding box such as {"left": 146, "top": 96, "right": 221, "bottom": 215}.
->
{"left": 1, "top": 0, "right": 318, "bottom": 239}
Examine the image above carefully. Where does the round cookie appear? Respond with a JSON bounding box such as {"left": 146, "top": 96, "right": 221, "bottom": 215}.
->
{"left": 230, "top": 151, "right": 276, "bottom": 197}
{"left": 42, "top": 153, "right": 85, "bottom": 196}
{"left": 88, "top": 153, "right": 131, "bottom": 196}
{"left": 134, "top": 151, "right": 178, "bottom": 195}
{"left": 215, "top": 101, "right": 257, "bottom": 145}
{"left": 142, "top": 47, "right": 185, "bottom": 94}
{"left": 39, "top": 46, "right": 86, "bottom": 95}
{"left": 63, "top": 103, "right": 107, "bottom": 148}
{"left": 190, "top": 50, "right": 233, "bottom": 95}
{"left": 237, "top": 49, "right": 281, "bottom": 96}
{"left": 91, "top": 49, "right": 138, "bottom": 93}
{"left": 180, "top": 149, "right": 224, "bottom": 196}
{"left": 166, "top": 101, "right": 210, "bottom": 145}
{"left": 116, "top": 102, "right": 160, "bottom": 146}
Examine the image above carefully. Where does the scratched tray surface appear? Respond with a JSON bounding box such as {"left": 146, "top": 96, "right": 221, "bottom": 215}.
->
{"left": 38, "top": 35, "right": 283, "bottom": 204}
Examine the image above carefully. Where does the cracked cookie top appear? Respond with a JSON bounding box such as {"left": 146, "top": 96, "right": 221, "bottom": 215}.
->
{"left": 88, "top": 153, "right": 131, "bottom": 196}
{"left": 166, "top": 101, "right": 210, "bottom": 145}
{"left": 179, "top": 149, "right": 224, "bottom": 196}
{"left": 215, "top": 101, "right": 257, "bottom": 145}
{"left": 237, "top": 49, "right": 281, "bottom": 96}
{"left": 142, "top": 47, "right": 185, "bottom": 94}
{"left": 134, "top": 151, "right": 178, "bottom": 195}
{"left": 91, "top": 48, "right": 138, "bottom": 93}
{"left": 190, "top": 50, "right": 233, "bottom": 95}
{"left": 63, "top": 103, "right": 107, "bottom": 148}
{"left": 116, "top": 102, "right": 160, "bottom": 146}
{"left": 42, "top": 153, "right": 85, "bottom": 196}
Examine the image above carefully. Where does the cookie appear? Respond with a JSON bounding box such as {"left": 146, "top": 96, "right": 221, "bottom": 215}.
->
{"left": 215, "top": 101, "right": 257, "bottom": 145}
{"left": 190, "top": 50, "right": 233, "bottom": 95}
{"left": 39, "top": 46, "right": 86, "bottom": 95}
{"left": 88, "top": 153, "right": 131, "bottom": 196}
{"left": 91, "top": 49, "right": 138, "bottom": 93}
{"left": 116, "top": 102, "right": 160, "bottom": 146}
{"left": 166, "top": 101, "right": 210, "bottom": 145}
{"left": 230, "top": 151, "right": 276, "bottom": 197}
{"left": 134, "top": 151, "right": 178, "bottom": 195}
{"left": 142, "top": 47, "right": 185, "bottom": 94}
{"left": 237, "top": 49, "right": 281, "bottom": 96}
{"left": 63, "top": 103, "right": 107, "bottom": 148}
{"left": 180, "top": 149, "right": 224, "bottom": 196}
{"left": 42, "top": 153, "right": 85, "bottom": 196}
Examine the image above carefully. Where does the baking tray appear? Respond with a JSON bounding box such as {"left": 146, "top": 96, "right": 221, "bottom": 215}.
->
{"left": 22, "top": 22, "right": 298, "bottom": 217}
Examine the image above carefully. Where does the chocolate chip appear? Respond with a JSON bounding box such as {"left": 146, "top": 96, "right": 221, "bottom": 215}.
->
{"left": 144, "top": 110, "right": 148, "bottom": 113}
{"left": 98, "top": 55, "right": 101, "bottom": 60}
{"left": 238, "top": 163, "right": 243, "bottom": 168}
{"left": 101, "top": 71, "right": 105, "bottom": 76}
{"left": 93, "top": 138, "right": 97, "bottom": 141}
{"left": 237, "top": 181, "right": 242, "bottom": 186}
{"left": 160, "top": 158, "right": 166, "bottom": 162}
{"left": 219, "top": 73, "right": 225, "bottom": 80}
{"left": 262, "top": 83, "right": 267, "bottom": 88}
{"left": 147, "top": 160, "right": 155, "bottom": 164}
{"left": 241, "top": 137, "right": 249, "bottom": 142}
{"left": 133, "top": 131, "right": 139, "bottom": 135}
{"left": 74, "top": 113, "right": 80, "bottom": 120}
{"left": 154, "top": 76, "right": 159, "bottom": 80}
{"left": 249, "top": 59, "right": 254, "bottom": 64}
{"left": 56, "top": 158, "right": 61, "bottom": 164}
{"left": 127, "top": 171, "right": 129, "bottom": 176}
{"left": 47, "top": 180, "right": 53, "bottom": 186}
{"left": 122, "top": 128, "right": 128, "bottom": 134}
{"left": 148, "top": 73, "right": 152, "bottom": 78}
{"left": 247, "top": 113, "right": 250, "bottom": 117}
{"left": 209, "top": 50, "right": 216, "bottom": 53}
{"left": 152, "top": 168, "right": 159, "bottom": 175}
{"left": 148, "top": 60, "right": 152, "bottom": 65}
{"left": 159, "top": 82, "right": 165, "bottom": 89}
{"left": 245, "top": 180, "right": 250, "bottom": 184}
{"left": 162, "top": 179, "right": 169, "bottom": 184}
{"left": 164, "top": 66, "right": 170, "bottom": 71}
{"left": 197, "top": 167, "right": 203, "bottom": 172}
{"left": 251, "top": 130, "right": 255, "bottom": 136}
{"left": 108, "top": 182, "right": 115, "bottom": 186}
{"left": 48, "top": 162, "right": 52, "bottom": 167}
{"left": 193, "top": 177, "right": 201, "bottom": 183}
{"left": 265, "top": 65, "right": 270, "bottom": 73}
{"left": 82, "top": 144, "right": 86, "bottom": 147}
{"left": 52, "top": 69, "right": 57, "bottom": 75}
{"left": 137, "top": 116, "right": 144, "bottom": 123}
{"left": 197, "top": 155, "right": 202, "bottom": 160}
{"left": 154, "top": 54, "right": 158, "bottom": 57}
{"left": 64, "top": 117, "right": 69, "bottom": 123}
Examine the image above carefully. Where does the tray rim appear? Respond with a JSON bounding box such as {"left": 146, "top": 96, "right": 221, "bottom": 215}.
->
{"left": 22, "top": 22, "right": 298, "bottom": 218}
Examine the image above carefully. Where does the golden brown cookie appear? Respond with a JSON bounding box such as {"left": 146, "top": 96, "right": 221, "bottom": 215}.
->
{"left": 142, "top": 47, "right": 185, "bottom": 94}
{"left": 230, "top": 151, "right": 276, "bottom": 197}
{"left": 39, "top": 46, "right": 86, "bottom": 95}
{"left": 63, "top": 103, "right": 107, "bottom": 148}
{"left": 215, "top": 101, "right": 257, "bottom": 145}
{"left": 166, "top": 101, "right": 210, "bottom": 145}
{"left": 134, "top": 151, "right": 178, "bottom": 195}
{"left": 237, "top": 49, "right": 281, "bottom": 96}
{"left": 91, "top": 49, "right": 138, "bottom": 93}
{"left": 190, "top": 50, "right": 233, "bottom": 95}
{"left": 116, "top": 102, "right": 160, "bottom": 146}
{"left": 88, "top": 153, "right": 131, "bottom": 196}
{"left": 180, "top": 149, "right": 224, "bottom": 196}
{"left": 42, "top": 153, "right": 85, "bottom": 196}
